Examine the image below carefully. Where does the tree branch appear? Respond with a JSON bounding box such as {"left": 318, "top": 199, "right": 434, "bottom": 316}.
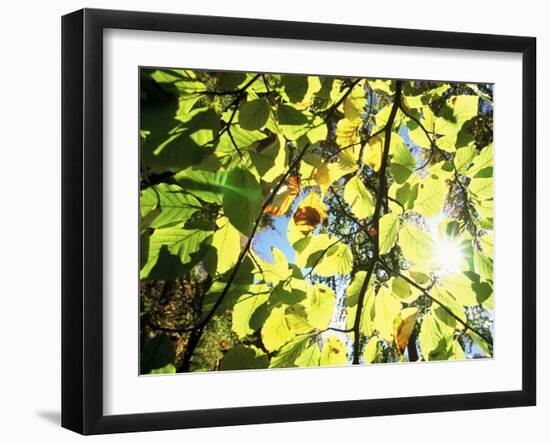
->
{"left": 351, "top": 80, "right": 403, "bottom": 364}
{"left": 329, "top": 186, "right": 364, "bottom": 228}
{"left": 199, "top": 74, "right": 262, "bottom": 97}
{"left": 177, "top": 142, "right": 312, "bottom": 371}
{"left": 378, "top": 261, "right": 493, "bottom": 347}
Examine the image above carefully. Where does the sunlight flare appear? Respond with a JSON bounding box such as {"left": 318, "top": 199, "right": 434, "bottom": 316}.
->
{"left": 433, "top": 237, "right": 464, "bottom": 274}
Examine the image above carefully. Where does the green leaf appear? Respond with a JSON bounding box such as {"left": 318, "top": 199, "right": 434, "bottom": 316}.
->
{"left": 431, "top": 286, "right": 467, "bottom": 324}
{"left": 469, "top": 177, "right": 493, "bottom": 201}
{"left": 220, "top": 344, "right": 268, "bottom": 371}
{"left": 343, "top": 176, "right": 375, "bottom": 219}
{"left": 320, "top": 335, "right": 348, "bottom": 366}
{"left": 270, "top": 278, "right": 308, "bottom": 305}
{"left": 217, "top": 124, "right": 268, "bottom": 162}
{"left": 343, "top": 83, "right": 367, "bottom": 120}
{"left": 173, "top": 169, "right": 228, "bottom": 204}
{"left": 363, "top": 337, "right": 379, "bottom": 364}
{"left": 141, "top": 334, "right": 176, "bottom": 374}
{"left": 414, "top": 175, "right": 448, "bottom": 217}
{"left": 473, "top": 197, "right": 494, "bottom": 230}
{"left": 295, "top": 234, "right": 353, "bottom": 277}
{"left": 315, "top": 77, "right": 342, "bottom": 111}
{"left": 261, "top": 305, "right": 295, "bottom": 351}
{"left": 474, "top": 250, "right": 493, "bottom": 282}
{"left": 140, "top": 225, "right": 212, "bottom": 280}
{"left": 281, "top": 75, "right": 321, "bottom": 105}
{"left": 467, "top": 144, "right": 493, "bottom": 178}
{"left": 277, "top": 104, "right": 309, "bottom": 140}
{"left": 436, "top": 95, "right": 479, "bottom": 152}
{"left": 479, "top": 233, "right": 494, "bottom": 257}
{"left": 269, "top": 335, "right": 316, "bottom": 368}
{"left": 390, "top": 142, "right": 416, "bottom": 184}
{"left": 285, "top": 304, "right": 314, "bottom": 335}
{"left": 418, "top": 311, "right": 451, "bottom": 361}
{"left": 277, "top": 104, "right": 327, "bottom": 144}
{"left": 439, "top": 272, "right": 479, "bottom": 306}
{"left": 149, "top": 364, "right": 176, "bottom": 374}
{"left": 205, "top": 217, "right": 242, "bottom": 275}
{"left": 271, "top": 247, "right": 290, "bottom": 275}
{"left": 149, "top": 69, "right": 205, "bottom": 92}
{"left": 202, "top": 282, "right": 259, "bottom": 317}
{"left": 379, "top": 213, "right": 400, "bottom": 255}
{"left": 368, "top": 79, "right": 394, "bottom": 97}
{"left": 469, "top": 274, "right": 493, "bottom": 307}
{"left": 471, "top": 331, "right": 492, "bottom": 357}
{"left": 301, "top": 115, "right": 328, "bottom": 145}
{"left": 231, "top": 286, "right": 270, "bottom": 339}
{"left": 248, "top": 135, "right": 288, "bottom": 183}
{"left": 222, "top": 167, "right": 263, "bottom": 236}
{"left": 407, "top": 96, "right": 478, "bottom": 153}
{"left": 345, "top": 271, "right": 367, "bottom": 307}
{"left": 335, "top": 118, "right": 361, "bottom": 152}
{"left": 408, "top": 267, "right": 431, "bottom": 285}
{"left": 315, "top": 242, "right": 353, "bottom": 277}
{"left": 454, "top": 146, "right": 477, "bottom": 173}
{"left": 255, "top": 248, "right": 292, "bottom": 286}
{"left": 239, "top": 98, "right": 271, "bottom": 130}
{"left": 304, "top": 284, "right": 336, "bottom": 330}
{"left": 142, "top": 106, "right": 220, "bottom": 172}
{"left": 389, "top": 174, "right": 419, "bottom": 211}
{"left": 345, "top": 273, "right": 375, "bottom": 335}
{"left": 399, "top": 222, "right": 436, "bottom": 265}
{"left": 449, "top": 340, "right": 466, "bottom": 360}
{"left": 287, "top": 215, "right": 307, "bottom": 247}
{"left": 140, "top": 184, "right": 201, "bottom": 229}
{"left": 392, "top": 276, "right": 420, "bottom": 303}
{"left": 403, "top": 83, "right": 449, "bottom": 109}
{"left": 216, "top": 72, "right": 247, "bottom": 90}
{"left": 374, "top": 286, "right": 402, "bottom": 342}
{"left": 295, "top": 341, "right": 321, "bottom": 367}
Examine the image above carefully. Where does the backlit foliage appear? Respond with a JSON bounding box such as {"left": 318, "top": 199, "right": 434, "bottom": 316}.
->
{"left": 139, "top": 69, "right": 494, "bottom": 373}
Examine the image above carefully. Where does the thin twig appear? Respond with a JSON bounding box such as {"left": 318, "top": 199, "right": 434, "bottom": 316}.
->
{"left": 399, "top": 104, "right": 476, "bottom": 229}
{"left": 324, "top": 79, "right": 362, "bottom": 120}
{"left": 378, "top": 261, "right": 493, "bottom": 347}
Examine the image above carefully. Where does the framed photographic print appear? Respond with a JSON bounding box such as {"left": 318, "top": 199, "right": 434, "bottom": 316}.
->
{"left": 61, "top": 8, "right": 536, "bottom": 435}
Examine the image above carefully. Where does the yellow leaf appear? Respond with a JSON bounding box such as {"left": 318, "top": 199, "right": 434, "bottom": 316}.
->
{"left": 374, "top": 286, "right": 402, "bottom": 343}
{"left": 363, "top": 337, "right": 379, "bottom": 364}
{"left": 363, "top": 136, "right": 383, "bottom": 171}
{"left": 261, "top": 305, "right": 295, "bottom": 351}
{"left": 320, "top": 335, "right": 348, "bottom": 366}
{"left": 335, "top": 118, "right": 361, "bottom": 150}
{"left": 285, "top": 304, "right": 313, "bottom": 334}
{"left": 399, "top": 222, "right": 436, "bottom": 266}
{"left": 343, "top": 84, "right": 367, "bottom": 120}
{"left": 343, "top": 176, "right": 374, "bottom": 219}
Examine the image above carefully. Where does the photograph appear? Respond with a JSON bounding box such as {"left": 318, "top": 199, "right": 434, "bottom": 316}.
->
{"left": 139, "top": 68, "right": 494, "bottom": 374}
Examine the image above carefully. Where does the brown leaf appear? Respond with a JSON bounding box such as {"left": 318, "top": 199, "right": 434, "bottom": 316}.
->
{"left": 264, "top": 176, "right": 300, "bottom": 216}
{"left": 292, "top": 192, "right": 327, "bottom": 236}
{"left": 394, "top": 307, "right": 419, "bottom": 355}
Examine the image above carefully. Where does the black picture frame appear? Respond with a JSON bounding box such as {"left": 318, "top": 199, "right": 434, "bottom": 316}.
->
{"left": 62, "top": 8, "right": 537, "bottom": 435}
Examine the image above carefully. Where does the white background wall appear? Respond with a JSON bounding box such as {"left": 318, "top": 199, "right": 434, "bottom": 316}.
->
{"left": 0, "top": 0, "right": 545, "bottom": 441}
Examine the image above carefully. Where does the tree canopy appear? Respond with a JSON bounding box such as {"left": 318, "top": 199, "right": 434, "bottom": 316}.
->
{"left": 139, "top": 68, "right": 494, "bottom": 374}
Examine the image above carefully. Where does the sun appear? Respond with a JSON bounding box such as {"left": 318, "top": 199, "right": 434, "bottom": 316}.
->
{"left": 433, "top": 237, "right": 464, "bottom": 274}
